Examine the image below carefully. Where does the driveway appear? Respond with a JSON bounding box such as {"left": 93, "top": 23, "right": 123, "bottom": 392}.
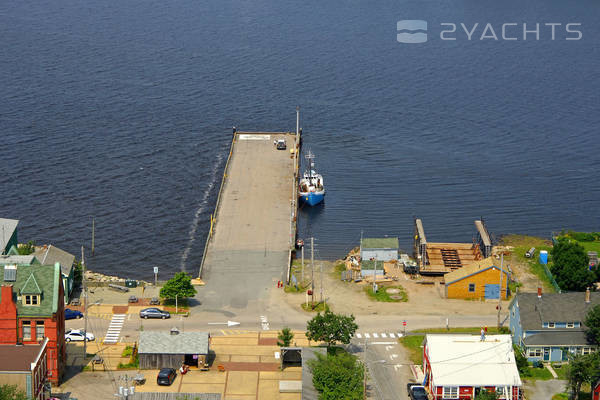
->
{"left": 524, "top": 379, "right": 567, "bottom": 400}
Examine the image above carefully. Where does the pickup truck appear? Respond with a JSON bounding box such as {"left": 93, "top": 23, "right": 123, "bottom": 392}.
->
{"left": 407, "top": 383, "right": 428, "bottom": 400}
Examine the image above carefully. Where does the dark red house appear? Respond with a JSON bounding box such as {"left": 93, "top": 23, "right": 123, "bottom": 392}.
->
{"left": 593, "top": 379, "right": 600, "bottom": 400}
{"left": 0, "top": 263, "right": 66, "bottom": 385}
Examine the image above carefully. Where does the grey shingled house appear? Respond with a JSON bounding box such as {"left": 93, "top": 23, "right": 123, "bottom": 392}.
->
{"left": 138, "top": 331, "right": 210, "bottom": 369}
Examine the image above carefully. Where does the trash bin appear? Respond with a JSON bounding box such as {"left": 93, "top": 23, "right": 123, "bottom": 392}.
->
{"left": 125, "top": 279, "right": 138, "bottom": 288}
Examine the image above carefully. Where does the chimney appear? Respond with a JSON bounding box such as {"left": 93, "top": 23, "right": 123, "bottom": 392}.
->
{"left": 585, "top": 288, "right": 591, "bottom": 303}
{"left": 537, "top": 287, "right": 542, "bottom": 298}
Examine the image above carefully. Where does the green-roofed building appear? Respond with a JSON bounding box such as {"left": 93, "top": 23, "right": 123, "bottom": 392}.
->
{"left": 360, "top": 237, "right": 399, "bottom": 262}
{"left": 0, "top": 263, "right": 66, "bottom": 384}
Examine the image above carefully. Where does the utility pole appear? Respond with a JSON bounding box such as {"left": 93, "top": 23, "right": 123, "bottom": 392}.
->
{"left": 320, "top": 262, "right": 323, "bottom": 304}
{"left": 497, "top": 253, "right": 504, "bottom": 327}
{"left": 91, "top": 218, "right": 95, "bottom": 256}
{"left": 363, "top": 340, "right": 368, "bottom": 399}
{"left": 301, "top": 245, "right": 304, "bottom": 284}
{"left": 81, "top": 246, "right": 88, "bottom": 360}
{"left": 311, "top": 237, "right": 314, "bottom": 306}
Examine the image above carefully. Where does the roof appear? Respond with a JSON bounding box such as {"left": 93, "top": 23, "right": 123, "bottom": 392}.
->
{"left": 33, "top": 245, "right": 75, "bottom": 276}
{"left": 360, "top": 260, "right": 386, "bottom": 270}
{"left": 21, "top": 273, "right": 42, "bottom": 294}
{"left": 361, "top": 237, "right": 399, "bottom": 250}
{"left": 515, "top": 292, "right": 600, "bottom": 332}
{"left": 301, "top": 347, "right": 327, "bottom": 400}
{"left": 0, "top": 218, "right": 18, "bottom": 253}
{"left": 523, "top": 331, "right": 591, "bottom": 346}
{"left": 0, "top": 254, "right": 39, "bottom": 266}
{"left": 139, "top": 332, "right": 209, "bottom": 355}
{"left": 0, "top": 264, "right": 62, "bottom": 316}
{"left": 444, "top": 263, "right": 509, "bottom": 285}
{"left": 0, "top": 341, "right": 45, "bottom": 372}
{"left": 425, "top": 334, "right": 522, "bottom": 387}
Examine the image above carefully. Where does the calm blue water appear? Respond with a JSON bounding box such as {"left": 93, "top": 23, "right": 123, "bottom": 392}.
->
{"left": 1, "top": 0, "right": 599, "bottom": 279}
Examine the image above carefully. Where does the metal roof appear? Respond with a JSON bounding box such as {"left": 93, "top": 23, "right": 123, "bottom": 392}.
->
{"left": 0, "top": 255, "right": 38, "bottom": 266}
{"left": 444, "top": 263, "right": 509, "bottom": 285}
{"left": 361, "top": 237, "right": 399, "bottom": 250}
{"left": 425, "top": 334, "right": 522, "bottom": 387}
{"left": 138, "top": 331, "right": 210, "bottom": 355}
{"left": 0, "top": 218, "right": 18, "bottom": 253}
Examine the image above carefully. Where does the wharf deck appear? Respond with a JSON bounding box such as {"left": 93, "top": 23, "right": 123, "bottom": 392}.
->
{"left": 420, "top": 242, "right": 482, "bottom": 275}
{"left": 198, "top": 131, "right": 299, "bottom": 310}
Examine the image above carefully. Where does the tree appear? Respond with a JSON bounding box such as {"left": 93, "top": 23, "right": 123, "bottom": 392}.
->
{"left": 566, "top": 353, "right": 595, "bottom": 400}
{"left": 159, "top": 272, "right": 197, "bottom": 300}
{"left": 277, "top": 327, "right": 294, "bottom": 347}
{"left": 475, "top": 390, "right": 498, "bottom": 400}
{"left": 305, "top": 310, "right": 358, "bottom": 351}
{"left": 0, "top": 384, "right": 28, "bottom": 400}
{"left": 513, "top": 345, "right": 529, "bottom": 375}
{"left": 308, "top": 351, "right": 364, "bottom": 400}
{"left": 585, "top": 304, "right": 600, "bottom": 345}
{"left": 17, "top": 241, "right": 35, "bottom": 255}
{"left": 550, "top": 238, "right": 593, "bottom": 292}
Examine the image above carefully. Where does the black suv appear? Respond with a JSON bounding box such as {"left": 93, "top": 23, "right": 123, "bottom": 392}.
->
{"left": 157, "top": 368, "right": 177, "bottom": 386}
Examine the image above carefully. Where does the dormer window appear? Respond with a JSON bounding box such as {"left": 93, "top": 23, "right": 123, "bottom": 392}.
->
{"left": 548, "top": 322, "right": 555, "bottom": 328}
{"left": 567, "top": 322, "right": 575, "bottom": 328}
{"left": 24, "top": 295, "right": 40, "bottom": 306}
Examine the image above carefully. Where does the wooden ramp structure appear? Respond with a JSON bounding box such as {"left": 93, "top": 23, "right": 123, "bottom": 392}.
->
{"left": 414, "top": 218, "right": 492, "bottom": 275}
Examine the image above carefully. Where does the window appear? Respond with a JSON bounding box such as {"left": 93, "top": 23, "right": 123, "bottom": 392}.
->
{"left": 548, "top": 322, "right": 555, "bottom": 328}
{"left": 567, "top": 322, "right": 575, "bottom": 328}
{"left": 24, "top": 295, "right": 39, "bottom": 306}
{"left": 528, "top": 348, "right": 542, "bottom": 357}
{"left": 468, "top": 283, "right": 476, "bottom": 292}
{"left": 496, "top": 386, "right": 508, "bottom": 398}
{"left": 22, "top": 321, "right": 31, "bottom": 340}
{"left": 582, "top": 347, "right": 595, "bottom": 355}
{"left": 442, "top": 387, "right": 459, "bottom": 398}
{"left": 36, "top": 321, "right": 45, "bottom": 341}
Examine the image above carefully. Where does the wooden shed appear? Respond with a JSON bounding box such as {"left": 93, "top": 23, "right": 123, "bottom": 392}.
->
{"left": 138, "top": 331, "right": 210, "bottom": 369}
{"left": 444, "top": 264, "right": 509, "bottom": 300}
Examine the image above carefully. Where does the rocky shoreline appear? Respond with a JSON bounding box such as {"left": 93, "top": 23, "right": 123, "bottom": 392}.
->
{"left": 84, "top": 270, "right": 151, "bottom": 285}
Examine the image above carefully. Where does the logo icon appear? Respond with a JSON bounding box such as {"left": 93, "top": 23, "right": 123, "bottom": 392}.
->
{"left": 397, "top": 20, "right": 428, "bottom": 43}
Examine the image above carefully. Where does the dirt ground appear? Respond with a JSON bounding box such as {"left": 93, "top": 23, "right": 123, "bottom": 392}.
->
{"left": 283, "top": 261, "right": 502, "bottom": 317}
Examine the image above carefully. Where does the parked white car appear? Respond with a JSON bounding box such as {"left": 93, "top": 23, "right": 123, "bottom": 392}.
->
{"left": 65, "top": 329, "right": 95, "bottom": 342}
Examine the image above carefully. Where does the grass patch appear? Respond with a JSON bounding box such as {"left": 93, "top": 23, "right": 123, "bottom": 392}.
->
{"left": 552, "top": 363, "right": 568, "bottom": 380}
{"left": 365, "top": 285, "right": 408, "bottom": 302}
{"left": 117, "top": 353, "right": 139, "bottom": 370}
{"left": 301, "top": 302, "right": 329, "bottom": 312}
{"left": 399, "top": 335, "right": 424, "bottom": 365}
{"left": 524, "top": 366, "right": 553, "bottom": 380}
{"left": 552, "top": 394, "right": 569, "bottom": 400}
{"left": 121, "top": 345, "right": 133, "bottom": 358}
{"left": 501, "top": 234, "right": 556, "bottom": 293}
{"left": 162, "top": 298, "right": 189, "bottom": 309}
{"left": 334, "top": 263, "right": 346, "bottom": 273}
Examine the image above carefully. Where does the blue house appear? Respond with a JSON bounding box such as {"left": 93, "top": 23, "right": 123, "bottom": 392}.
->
{"left": 509, "top": 289, "right": 599, "bottom": 362}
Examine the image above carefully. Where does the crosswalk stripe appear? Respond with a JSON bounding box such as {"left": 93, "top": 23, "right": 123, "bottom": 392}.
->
{"left": 373, "top": 333, "right": 379, "bottom": 338}
{"left": 356, "top": 333, "right": 362, "bottom": 338}
{"left": 381, "top": 333, "right": 387, "bottom": 338}
{"left": 365, "top": 333, "right": 370, "bottom": 338}
{"left": 389, "top": 333, "right": 395, "bottom": 338}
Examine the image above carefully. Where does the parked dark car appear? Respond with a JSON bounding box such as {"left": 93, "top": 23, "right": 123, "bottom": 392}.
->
{"left": 128, "top": 295, "right": 139, "bottom": 303}
{"left": 275, "top": 139, "right": 286, "bottom": 150}
{"left": 157, "top": 368, "right": 177, "bottom": 386}
{"left": 139, "top": 307, "right": 170, "bottom": 319}
{"left": 149, "top": 297, "right": 160, "bottom": 305}
{"left": 407, "top": 383, "right": 428, "bottom": 400}
{"left": 65, "top": 308, "right": 83, "bottom": 320}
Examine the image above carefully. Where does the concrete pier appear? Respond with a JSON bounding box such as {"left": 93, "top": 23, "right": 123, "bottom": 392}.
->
{"left": 198, "top": 131, "right": 299, "bottom": 310}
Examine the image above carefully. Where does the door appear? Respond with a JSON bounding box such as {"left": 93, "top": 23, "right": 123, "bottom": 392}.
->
{"left": 485, "top": 284, "right": 500, "bottom": 299}
{"left": 543, "top": 347, "right": 550, "bottom": 361}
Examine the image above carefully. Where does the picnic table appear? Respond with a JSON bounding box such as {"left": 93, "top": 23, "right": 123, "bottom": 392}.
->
{"left": 134, "top": 374, "right": 146, "bottom": 385}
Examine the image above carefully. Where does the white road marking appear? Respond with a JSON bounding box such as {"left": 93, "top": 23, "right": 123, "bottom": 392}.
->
{"left": 356, "top": 333, "right": 362, "bottom": 338}
{"left": 373, "top": 333, "right": 379, "bottom": 338}
{"left": 104, "top": 314, "right": 126, "bottom": 344}
{"left": 365, "top": 333, "right": 371, "bottom": 338}
{"left": 381, "top": 333, "right": 387, "bottom": 338}
{"left": 389, "top": 333, "right": 396, "bottom": 338}
{"left": 370, "top": 342, "right": 397, "bottom": 345}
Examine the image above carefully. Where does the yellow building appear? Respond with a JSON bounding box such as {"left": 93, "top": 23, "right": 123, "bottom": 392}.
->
{"left": 444, "top": 263, "right": 509, "bottom": 300}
